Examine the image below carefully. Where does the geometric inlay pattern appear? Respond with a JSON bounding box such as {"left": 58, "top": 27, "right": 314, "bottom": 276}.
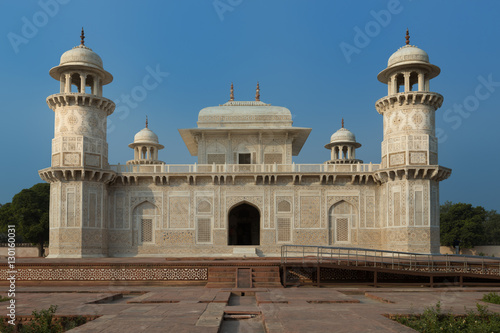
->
{"left": 277, "top": 217, "right": 291, "bottom": 242}
{"left": 0, "top": 267, "right": 208, "bottom": 281}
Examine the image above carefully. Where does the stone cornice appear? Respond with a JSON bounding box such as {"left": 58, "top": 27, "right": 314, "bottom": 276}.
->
{"left": 375, "top": 91, "right": 443, "bottom": 114}
{"left": 46, "top": 93, "right": 115, "bottom": 115}
{"left": 38, "top": 167, "right": 116, "bottom": 184}
{"left": 374, "top": 165, "right": 451, "bottom": 183}
{"left": 110, "top": 171, "right": 380, "bottom": 186}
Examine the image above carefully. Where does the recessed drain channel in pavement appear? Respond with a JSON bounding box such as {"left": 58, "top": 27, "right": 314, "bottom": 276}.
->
{"left": 220, "top": 291, "right": 265, "bottom": 333}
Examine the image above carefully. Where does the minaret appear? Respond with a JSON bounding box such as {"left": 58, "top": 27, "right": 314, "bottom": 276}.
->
{"left": 375, "top": 31, "right": 451, "bottom": 253}
{"left": 39, "top": 30, "right": 116, "bottom": 258}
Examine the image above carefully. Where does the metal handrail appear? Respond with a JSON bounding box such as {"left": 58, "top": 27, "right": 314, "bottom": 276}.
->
{"left": 280, "top": 245, "right": 500, "bottom": 277}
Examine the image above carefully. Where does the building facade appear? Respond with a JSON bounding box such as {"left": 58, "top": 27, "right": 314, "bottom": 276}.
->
{"left": 39, "top": 34, "right": 451, "bottom": 258}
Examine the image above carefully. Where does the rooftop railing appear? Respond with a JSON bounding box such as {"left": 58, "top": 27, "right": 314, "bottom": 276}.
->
{"left": 109, "top": 163, "right": 380, "bottom": 174}
{"left": 281, "top": 245, "right": 500, "bottom": 277}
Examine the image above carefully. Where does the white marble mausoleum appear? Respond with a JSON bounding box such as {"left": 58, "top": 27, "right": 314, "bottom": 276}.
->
{"left": 39, "top": 32, "right": 451, "bottom": 258}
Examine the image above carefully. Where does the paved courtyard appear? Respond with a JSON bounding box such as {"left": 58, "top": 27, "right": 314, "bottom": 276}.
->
{"left": 4, "top": 285, "right": 500, "bottom": 332}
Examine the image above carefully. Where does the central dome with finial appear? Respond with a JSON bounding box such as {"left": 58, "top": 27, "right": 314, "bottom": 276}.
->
{"left": 197, "top": 82, "right": 293, "bottom": 128}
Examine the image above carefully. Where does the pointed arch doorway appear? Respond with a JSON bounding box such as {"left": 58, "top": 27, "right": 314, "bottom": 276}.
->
{"left": 228, "top": 203, "right": 260, "bottom": 245}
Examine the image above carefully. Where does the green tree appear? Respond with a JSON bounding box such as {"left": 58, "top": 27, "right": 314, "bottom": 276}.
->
{"left": 440, "top": 201, "right": 487, "bottom": 249}
{"left": 0, "top": 203, "right": 16, "bottom": 242}
{"left": 483, "top": 210, "right": 500, "bottom": 245}
{"left": 0, "top": 183, "right": 50, "bottom": 256}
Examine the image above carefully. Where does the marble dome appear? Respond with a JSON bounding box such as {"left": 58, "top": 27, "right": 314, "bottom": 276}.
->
{"left": 133, "top": 127, "right": 159, "bottom": 144}
{"left": 330, "top": 127, "right": 356, "bottom": 143}
{"left": 60, "top": 45, "right": 104, "bottom": 69}
{"left": 387, "top": 45, "right": 429, "bottom": 67}
{"left": 324, "top": 125, "right": 361, "bottom": 150}
{"left": 197, "top": 101, "right": 293, "bottom": 128}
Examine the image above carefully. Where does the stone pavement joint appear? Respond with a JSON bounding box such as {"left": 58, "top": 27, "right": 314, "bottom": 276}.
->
{"left": 195, "top": 302, "right": 225, "bottom": 327}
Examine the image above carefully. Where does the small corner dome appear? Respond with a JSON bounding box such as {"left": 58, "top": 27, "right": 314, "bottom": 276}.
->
{"left": 133, "top": 128, "right": 159, "bottom": 144}
{"left": 330, "top": 127, "right": 356, "bottom": 143}
{"left": 387, "top": 45, "right": 429, "bottom": 67}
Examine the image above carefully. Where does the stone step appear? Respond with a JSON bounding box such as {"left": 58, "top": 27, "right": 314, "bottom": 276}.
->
{"left": 205, "top": 282, "right": 235, "bottom": 288}
{"left": 252, "top": 266, "right": 281, "bottom": 287}
{"left": 208, "top": 277, "right": 235, "bottom": 283}
{"left": 252, "top": 276, "right": 281, "bottom": 283}
{"left": 208, "top": 267, "right": 237, "bottom": 272}
{"left": 252, "top": 282, "right": 283, "bottom": 288}
{"left": 251, "top": 267, "right": 280, "bottom": 272}
{"left": 252, "top": 272, "right": 280, "bottom": 277}
{"left": 208, "top": 269, "right": 236, "bottom": 276}
{"left": 206, "top": 266, "right": 282, "bottom": 288}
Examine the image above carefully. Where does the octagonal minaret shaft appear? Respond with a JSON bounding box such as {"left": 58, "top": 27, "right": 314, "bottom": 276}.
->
{"left": 46, "top": 30, "right": 115, "bottom": 169}
{"left": 375, "top": 32, "right": 443, "bottom": 168}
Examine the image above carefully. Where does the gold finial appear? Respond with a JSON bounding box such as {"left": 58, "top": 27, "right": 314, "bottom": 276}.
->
{"left": 405, "top": 28, "right": 410, "bottom": 45}
{"left": 342, "top": 118, "right": 344, "bottom": 128}
{"left": 81, "top": 27, "right": 85, "bottom": 46}
{"left": 230, "top": 82, "right": 234, "bottom": 101}
{"left": 255, "top": 82, "right": 260, "bottom": 101}
{"left": 146, "top": 116, "right": 148, "bottom": 128}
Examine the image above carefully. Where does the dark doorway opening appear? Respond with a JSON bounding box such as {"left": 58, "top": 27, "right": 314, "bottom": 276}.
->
{"left": 228, "top": 203, "right": 260, "bottom": 245}
{"left": 238, "top": 153, "right": 251, "bottom": 164}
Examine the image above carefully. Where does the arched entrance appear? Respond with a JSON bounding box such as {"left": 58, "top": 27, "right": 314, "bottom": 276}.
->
{"left": 228, "top": 203, "right": 260, "bottom": 245}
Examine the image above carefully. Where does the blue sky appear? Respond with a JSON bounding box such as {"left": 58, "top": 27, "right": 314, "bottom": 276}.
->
{"left": 0, "top": 0, "right": 499, "bottom": 211}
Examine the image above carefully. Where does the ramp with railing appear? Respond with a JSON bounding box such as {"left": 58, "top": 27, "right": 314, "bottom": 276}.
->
{"left": 281, "top": 245, "right": 500, "bottom": 287}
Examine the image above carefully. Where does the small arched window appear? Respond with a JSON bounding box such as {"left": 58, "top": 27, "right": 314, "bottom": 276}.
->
{"left": 409, "top": 72, "right": 418, "bottom": 91}
{"left": 396, "top": 73, "right": 404, "bottom": 93}
{"left": 70, "top": 73, "right": 81, "bottom": 93}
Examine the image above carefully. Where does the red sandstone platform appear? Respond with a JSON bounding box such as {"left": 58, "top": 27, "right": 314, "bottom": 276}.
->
{"left": 3, "top": 285, "right": 500, "bottom": 332}
{"left": 2, "top": 256, "right": 500, "bottom": 289}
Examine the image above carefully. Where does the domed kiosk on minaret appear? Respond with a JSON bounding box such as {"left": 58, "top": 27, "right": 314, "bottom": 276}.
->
{"left": 377, "top": 29, "right": 441, "bottom": 96}
{"left": 48, "top": 28, "right": 113, "bottom": 96}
